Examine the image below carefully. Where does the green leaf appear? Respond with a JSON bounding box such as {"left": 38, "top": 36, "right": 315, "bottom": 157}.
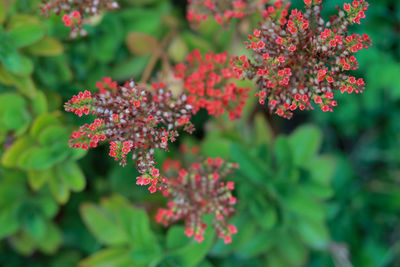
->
{"left": 21, "top": 209, "right": 46, "bottom": 241}
{"left": 3, "top": 106, "right": 30, "bottom": 132}
{"left": 9, "top": 230, "right": 35, "bottom": 256}
{"left": 69, "top": 148, "right": 88, "bottom": 160}
{"left": 309, "top": 156, "right": 335, "bottom": 185}
{"left": 7, "top": 14, "right": 42, "bottom": 29}
{"left": 1, "top": 137, "right": 35, "bottom": 167}
{"left": 56, "top": 161, "right": 86, "bottom": 192}
{"left": 275, "top": 232, "right": 308, "bottom": 266}
{"left": 167, "top": 35, "right": 188, "bottom": 62}
{"left": 254, "top": 114, "right": 273, "bottom": 145}
{"left": 79, "top": 247, "right": 136, "bottom": 267}
{"left": 8, "top": 23, "right": 45, "bottom": 48}
{"left": 0, "top": 2, "right": 6, "bottom": 25}
{"left": 110, "top": 56, "right": 150, "bottom": 81}
{"left": 130, "top": 248, "right": 161, "bottom": 265}
{"left": 211, "top": 214, "right": 255, "bottom": 255}
{"left": 19, "top": 145, "right": 69, "bottom": 170}
{"left": 116, "top": 206, "right": 160, "bottom": 254}
{"left": 166, "top": 226, "right": 191, "bottom": 249}
{"left": 0, "top": 92, "right": 30, "bottom": 132}
{"left": 265, "top": 248, "right": 296, "bottom": 267}
{"left": 181, "top": 32, "right": 213, "bottom": 53}
{"left": 36, "top": 194, "right": 59, "bottom": 218}
{"left": 249, "top": 194, "right": 277, "bottom": 230}
{"left": 0, "top": 205, "right": 20, "bottom": 239}
{"left": 9, "top": 75, "right": 37, "bottom": 98}
{"left": 0, "top": 92, "right": 26, "bottom": 110}
{"left": 38, "top": 222, "right": 62, "bottom": 254}
{"left": 165, "top": 226, "right": 214, "bottom": 267}
{"left": 282, "top": 188, "right": 326, "bottom": 221}
{"left": 49, "top": 172, "right": 70, "bottom": 204}
{"left": 27, "top": 168, "right": 53, "bottom": 190}
{"left": 24, "top": 37, "right": 63, "bottom": 56}
{"left": 201, "top": 137, "right": 231, "bottom": 158}
{"left": 303, "top": 181, "right": 334, "bottom": 200}
{"left": 30, "top": 113, "right": 60, "bottom": 139}
{"left": 0, "top": 31, "right": 26, "bottom": 75}
{"left": 296, "top": 217, "right": 330, "bottom": 250}
{"left": 0, "top": 63, "right": 14, "bottom": 85}
{"left": 274, "top": 136, "right": 294, "bottom": 181}
{"left": 80, "top": 203, "right": 128, "bottom": 246}
{"left": 31, "top": 91, "right": 48, "bottom": 116}
{"left": 236, "top": 230, "right": 275, "bottom": 258}
{"left": 288, "top": 125, "right": 322, "bottom": 166}
{"left": 230, "top": 144, "right": 271, "bottom": 184}
{"left": 90, "top": 15, "right": 123, "bottom": 63}
{"left": 38, "top": 125, "right": 69, "bottom": 146}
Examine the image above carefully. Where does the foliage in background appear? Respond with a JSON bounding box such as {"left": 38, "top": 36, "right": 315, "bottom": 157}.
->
{"left": 0, "top": 0, "right": 399, "bottom": 266}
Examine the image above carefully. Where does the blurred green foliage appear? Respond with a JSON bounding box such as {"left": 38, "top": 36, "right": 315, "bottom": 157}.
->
{"left": 0, "top": 0, "right": 399, "bottom": 266}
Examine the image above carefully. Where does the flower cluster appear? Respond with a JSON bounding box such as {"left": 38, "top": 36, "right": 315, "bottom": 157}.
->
{"left": 155, "top": 157, "right": 239, "bottom": 244}
{"left": 174, "top": 49, "right": 250, "bottom": 120}
{"left": 136, "top": 167, "right": 169, "bottom": 194}
{"left": 65, "top": 78, "right": 194, "bottom": 176}
{"left": 187, "top": 0, "right": 268, "bottom": 26}
{"left": 233, "top": 0, "right": 372, "bottom": 119}
{"left": 40, "top": 0, "right": 119, "bottom": 38}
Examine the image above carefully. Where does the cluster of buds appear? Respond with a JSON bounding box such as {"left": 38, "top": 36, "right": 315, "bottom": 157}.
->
{"left": 187, "top": 0, "right": 268, "bottom": 26}
{"left": 136, "top": 167, "right": 169, "bottom": 194}
{"left": 155, "top": 157, "right": 239, "bottom": 244}
{"left": 65, "top": 90, "right": 93, "bottom": 116}
{"left": 64, "top": 78, "right": 194, "bottom": 175}
{"left": 233, "top": 0, "right": 372, "bottom": 119}
{"left": 174, "top": 49, "right": 250, "bottom": 121}
{"left": 40, "top": 0, "right": 119, "bottom": 37}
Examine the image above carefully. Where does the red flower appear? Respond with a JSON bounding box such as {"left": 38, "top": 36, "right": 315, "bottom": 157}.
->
{"left": 152, "top": 168, "right": 160, "bottom": 177}
{"left": 314, "top": 96, "right": 323, "bottom": 104}
{"left": 62, "top": 15, "right": 73, "bottom": 27}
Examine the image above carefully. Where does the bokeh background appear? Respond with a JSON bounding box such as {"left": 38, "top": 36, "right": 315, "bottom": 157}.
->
{"left": 0, "top": 0, "right": 399, "bottom": 266}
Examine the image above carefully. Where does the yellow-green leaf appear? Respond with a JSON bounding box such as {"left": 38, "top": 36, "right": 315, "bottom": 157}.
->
{"left": 8, "top": 23, "right": 45, "bottom": 48}
{"left": 56, "top": 161, "right": 86, "bottom": 192}
{"left": 25, "top": 37, "right": 63, "bottom": 56}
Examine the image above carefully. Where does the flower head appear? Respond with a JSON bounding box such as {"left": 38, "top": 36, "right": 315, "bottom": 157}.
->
{"left": 233, "top": 0, "right": 372, "bottom": 119}
{"left": 155, "top": 158, "right": 239, "bottom": 243}
{"left": 65, "top": 79, "right": 194, "bottom": 176}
